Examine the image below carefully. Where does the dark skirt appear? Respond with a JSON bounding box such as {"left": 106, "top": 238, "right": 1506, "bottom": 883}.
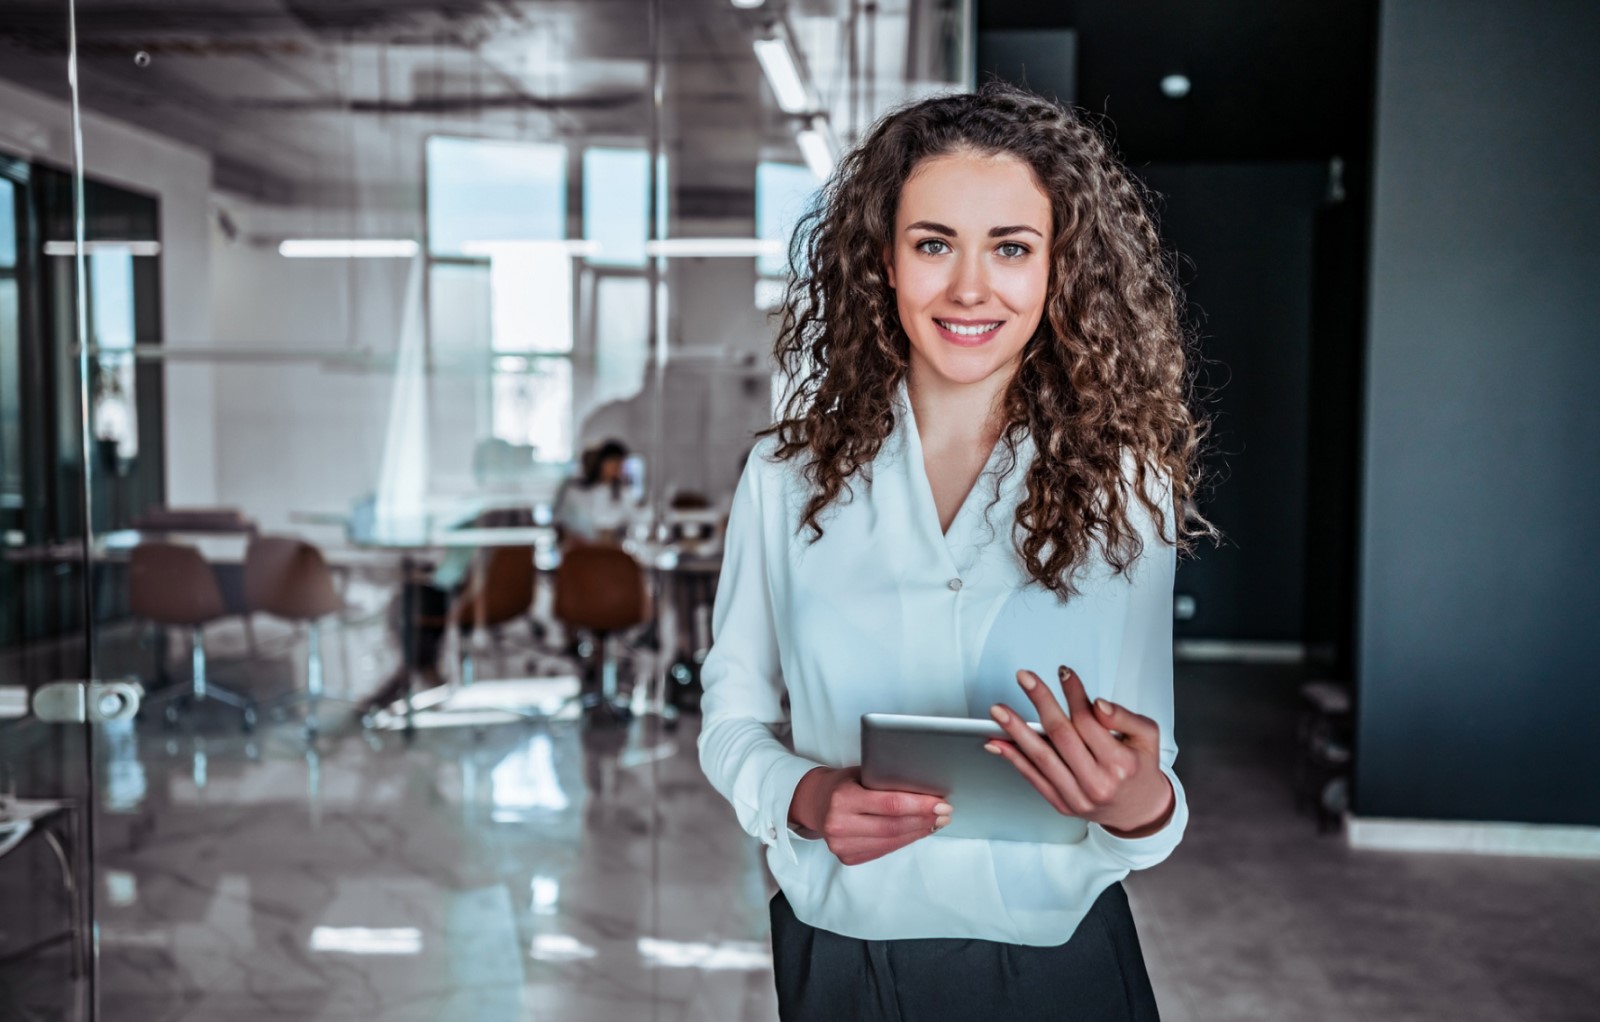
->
{"left": 769, "top": 882, "right": 1160, "bottom": 1021}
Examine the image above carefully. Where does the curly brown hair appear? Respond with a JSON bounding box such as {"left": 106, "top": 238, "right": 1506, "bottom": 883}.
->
{"left": 762, "top": 81, "right": 1216, "bottom": 596}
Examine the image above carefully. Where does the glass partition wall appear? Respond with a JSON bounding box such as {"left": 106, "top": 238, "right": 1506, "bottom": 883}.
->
{"left": 0, "top": 2, "right": 970, "bottom": 1018}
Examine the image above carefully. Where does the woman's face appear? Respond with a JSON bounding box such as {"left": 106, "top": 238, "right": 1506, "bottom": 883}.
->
{"left": 885, "top": 150, "right": 1053, "bottom": 391}
{"left": 599, "top": 455, "right": 625, "bottom": 484}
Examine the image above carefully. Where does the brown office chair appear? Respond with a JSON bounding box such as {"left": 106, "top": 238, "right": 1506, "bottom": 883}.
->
{"left": 244, "top": 536, "right": 353, "bottom": 737}
{"left": 553, "top": 544, "right": 651, "bottom": 725}
{"left": 668, "top": 490, "right": 712, "bottom": 511}
{"left": 131, "top": 542, "right": 257, "bottom": 729}
{"left": 450, "top": 544, "right": 536, "bottom": 687}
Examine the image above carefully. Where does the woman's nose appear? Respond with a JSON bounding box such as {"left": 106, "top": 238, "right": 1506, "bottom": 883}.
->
{"left": 947, "top": 252, "right": 990, "bottom": 305}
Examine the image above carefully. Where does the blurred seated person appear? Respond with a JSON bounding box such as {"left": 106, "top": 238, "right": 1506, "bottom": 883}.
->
{"left": 553, "top": 439, "right": 644, "bottom": 547}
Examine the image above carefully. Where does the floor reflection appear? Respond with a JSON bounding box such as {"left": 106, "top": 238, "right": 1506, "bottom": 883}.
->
{"left": 90, "top": 711, "right": 778, "bottom": 1022}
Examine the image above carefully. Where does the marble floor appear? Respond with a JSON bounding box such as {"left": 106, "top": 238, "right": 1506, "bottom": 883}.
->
{"left": 3, "top": 623, "right": 1599, "bottom": 1020}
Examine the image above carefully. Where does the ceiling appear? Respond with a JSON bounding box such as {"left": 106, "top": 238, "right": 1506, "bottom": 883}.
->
{"left": 0, "top": 0, "right": 965, "bottom": 215}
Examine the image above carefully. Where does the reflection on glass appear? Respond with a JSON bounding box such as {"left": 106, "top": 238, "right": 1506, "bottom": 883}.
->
{"left": 100, "top": 719, "right": 148, "bottom": 813}
{"left": 309, "top": 927, "right": 424, "bottom": 956}
{"left": 1, "top": 278, "right": 20, "bottom": 505}
{"left": 530, "top": 875, "right": 560, "bottom": 916}
{"left": 105, "top": 869, "right": 138, "bottom": 908}
{"left": 491, "top": 732, "right": 570, "bottom": 818}
{"left": 375, "top": 259, "right": 431, "bottom": 537}
{"left": 637, "top": 937, "right": 773, "bottom": 971}
{"left": 530, "top": 933, "right": 597, "bottom": 962}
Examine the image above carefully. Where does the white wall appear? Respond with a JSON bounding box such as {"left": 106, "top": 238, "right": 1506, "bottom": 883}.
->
{"left": 206, "top": 193, "right": 432, "bottom": 532}
{"left": 0, "top": 78, "right": 216, "bottom": 507}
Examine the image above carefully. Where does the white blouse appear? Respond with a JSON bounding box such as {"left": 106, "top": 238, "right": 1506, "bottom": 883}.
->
{"left": 697, "top": 383, "right": 1189, "bottom": 946}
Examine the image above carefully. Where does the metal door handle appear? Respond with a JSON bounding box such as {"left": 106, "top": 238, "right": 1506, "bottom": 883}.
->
{"left": 0, "top": 680, "right": 143, "bottom": 722}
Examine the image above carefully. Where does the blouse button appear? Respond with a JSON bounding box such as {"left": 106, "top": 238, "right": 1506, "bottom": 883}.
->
{"left": 947, "top": 578, "right": 963, "bottom": 591}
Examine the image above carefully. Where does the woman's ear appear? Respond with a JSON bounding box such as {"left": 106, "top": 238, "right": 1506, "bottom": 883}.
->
{"left": 882, "top": 244, "right": 896, "bottom": 289}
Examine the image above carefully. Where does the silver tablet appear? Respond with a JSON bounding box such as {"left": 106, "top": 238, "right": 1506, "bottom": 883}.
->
{"left": 860, "top": 712, "right": 1089, "bottom": 845}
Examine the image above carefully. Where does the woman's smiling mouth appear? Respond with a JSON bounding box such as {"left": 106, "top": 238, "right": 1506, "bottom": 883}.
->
{"left": 934, "top": 318, "right": 1005, "bottom": 345}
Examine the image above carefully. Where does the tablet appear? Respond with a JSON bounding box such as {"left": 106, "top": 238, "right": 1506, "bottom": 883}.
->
{"left": 860, "top": 712, "right": 1089, "bottom": 845}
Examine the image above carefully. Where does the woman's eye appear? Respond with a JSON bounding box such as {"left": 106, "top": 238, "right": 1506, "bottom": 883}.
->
{"left": 997, "top": 242, "right": 1029, "bottom": 258}
{"left": 915, "top": 239, "right": 950, "bottom": 255}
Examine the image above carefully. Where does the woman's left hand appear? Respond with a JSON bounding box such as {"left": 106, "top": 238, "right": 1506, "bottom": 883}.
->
{"left": 986, "top": 666, "right": 1175, "bottom": 838}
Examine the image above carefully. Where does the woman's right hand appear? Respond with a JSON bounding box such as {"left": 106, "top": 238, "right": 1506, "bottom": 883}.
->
{"left": 787, "top": 766, "right": 952, "bottom": 866}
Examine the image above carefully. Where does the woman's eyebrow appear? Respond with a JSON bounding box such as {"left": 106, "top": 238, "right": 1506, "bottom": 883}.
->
{"left": 903, "top": 220, "right": 1044, "bottom": 239}
{"left": 988, "top": 224, "right": 1044, "bottom": 238}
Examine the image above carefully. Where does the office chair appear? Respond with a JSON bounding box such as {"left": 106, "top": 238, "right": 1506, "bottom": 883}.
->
{"left": 243, "top": 536, "right": 354, "bottom": 738}
{"left": 131, "top": 543, "right": 257, "bottom": 730}
{"left": 451, "top": 544, "right": 538, "bottom": 688}
{"left": 553, "top": 544, "right": 652, "bottom": 726}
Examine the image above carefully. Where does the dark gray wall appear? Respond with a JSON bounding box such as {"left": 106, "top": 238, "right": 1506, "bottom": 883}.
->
{"left": 1356, "top": 0, "right": 1600, "bottom": 824}
{"left": 1144, "top": 163, "right": 1326, "bottom": 643}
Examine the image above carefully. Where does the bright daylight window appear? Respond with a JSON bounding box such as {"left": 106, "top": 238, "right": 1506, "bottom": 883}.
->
{"left": 426, "top": 137, "right": 573, "bottom": 460}
{"left": 427, "top": 139, "right": 661, "bottom": 462}
{"left": 90, "top": 247, "right": 138, "bottom": 461}
{"left": 756, "top": 160, "right": 817, "bottom": 291}
{"left": 757, "top": 162, "right": 819, "bottom": 407}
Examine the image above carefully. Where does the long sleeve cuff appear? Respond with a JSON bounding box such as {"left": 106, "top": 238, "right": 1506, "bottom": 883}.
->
{"left": 1086, "top": 765, "right": 1189, "bottom": 871}
{"left": 698, "top": 715, "right": 824, "bottom": 867}
{"left": 758, "top": 753, "right": 825, "bottom": 866}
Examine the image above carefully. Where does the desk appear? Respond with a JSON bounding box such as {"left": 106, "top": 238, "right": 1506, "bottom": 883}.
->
{"left": 345, "top": 524, "right": 721, "bottom": 731}
{"left": 347, "top": 524, "right": 560, "bottom": 734}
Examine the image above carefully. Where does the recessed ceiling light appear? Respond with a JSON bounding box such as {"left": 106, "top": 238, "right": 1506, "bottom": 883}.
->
{"left": 1160, "top": 74, "right": 1191, "bottom": 99}
{"left": 731, "top": 0, "right": 765, "bottom": 7}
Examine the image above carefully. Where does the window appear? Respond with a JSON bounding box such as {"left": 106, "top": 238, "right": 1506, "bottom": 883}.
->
{"left": 756, "top": 161, "right": 818, "bottom": 283}
{"left": 426, "top": 137, "right": 572, "bottom": 460}
{"left": 89, "top": 248, "right": 138, "bottom": 460}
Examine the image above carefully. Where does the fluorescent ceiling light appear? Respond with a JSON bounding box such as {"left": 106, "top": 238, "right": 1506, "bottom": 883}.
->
{"left": 459, "top": 239, "right": 601, "bottom": 258}
{"left": 730, "top": 0, "right": 765, "bottom": 8}
{"left": 753, "top": 36, "right": 810, "bottom": 113}
{"left": 44, "top": 240, "right": 161, "bottom": 257}
{"left": 278, "top": 239, "right": 419, "bottom": 258}
{"left": 645, "top": 238, "right": 784, "bottom": 258}
{"left": 796, "top": 127, "right": 835, "bottom": 181}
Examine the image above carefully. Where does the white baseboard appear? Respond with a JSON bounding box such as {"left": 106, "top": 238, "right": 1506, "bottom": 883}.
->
{"left": 1346, "top": 815, "right": 1600, "bottom": 860}
{"left": 1174, "top": 640, "right": 1306, "bottom": 664}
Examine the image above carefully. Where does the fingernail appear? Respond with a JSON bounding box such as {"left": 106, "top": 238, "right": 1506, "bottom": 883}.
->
{"left": 990, "top": 705, "right": 1010, "bottom": 724}
{"left": 1017, "top": 671, "right": 1036, "bottom": 691}
{"left": 1097, "top": 698, "right": 1114, "bottom": 715}
{"left": 1058, "top": 666, "right": 1070, "bottom": 682}
{"left": 983, "top": 742, "right": 1004, "bottom": 755}
{"left": 933, "top": 815, "right": 951, "bottom": 830}
{"left": 934, "top": 802, "right": 953, "bottom": 815}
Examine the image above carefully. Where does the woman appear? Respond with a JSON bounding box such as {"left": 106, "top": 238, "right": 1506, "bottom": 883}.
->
{"left": 698, "top": 82, "right": 1215, "bottom": 1019}
{"left": 552, "top": 438, "right": 640, "bottom": 545}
